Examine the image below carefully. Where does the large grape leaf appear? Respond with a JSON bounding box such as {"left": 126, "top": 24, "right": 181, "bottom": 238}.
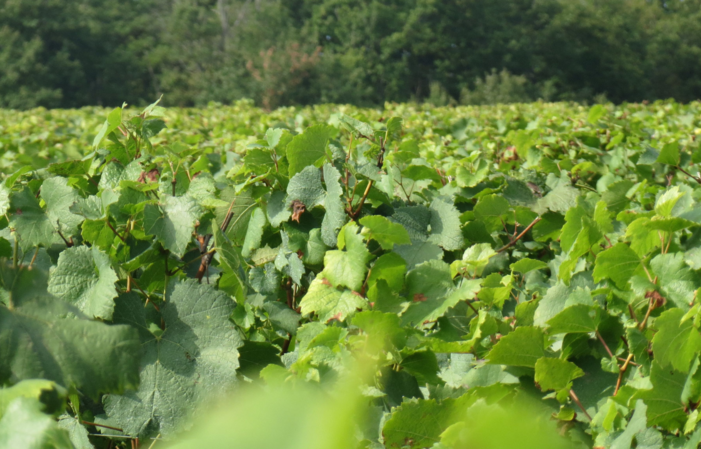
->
{"left": 651, "top": 308, "right": 701, "bottom": 373}
{"left": 144, "top": 194, "right": 202, "bottom": 257}
{"left": 9, "top": 188, "right": 56, "bottom": 250}
{"left": 427, "top": 197, "right": 464, "bottom": 251}
{"left": 360, "top": 215, "right": 411, "bottom": 250}
{"left": 534, "top": 357, "right": 584, "bottom": 391}
{"left": 0, "top": 398, "right": 73, "bottom": 449}
{"left": 47, "top": 245, "right": 119, "bottom": 320}
{"left": 486, "top": 327, "right": 545, "bottom": 368}
{"left": 299, "top": 278, "right": 367, "bottom": 323}
{"left": 593, "top": 243, "right": 640, "bottom": 289}
{"left": 637, "top": 362, "right": 687, "bottom": 431}
{"left": 241, "top": 207, "right": 267, "bottom": 257}
{"left": 650, "top": 253, "right": 699, "bottom": 309}
{"left": 287, "top": 124, "right": 334, "bottom": 177}
{"left": 286, "top": 165, "right": 326, "bottom": 211}
{"left": 0, "top": 297, "right": 140, "bottom": 398}
{"left": 321, "top": 163, "right": 346, "bottom": 247}
{"left": 322, "top": 222, "right": 373, "bottom": 291}
{"left": 41, "top": 177, "right": 84, "bottom": 238}
{"left": 57, "top": 414, "right": 93, "bottom": 449}
{"left": 382, "top": 398, "right": 458, "bottom": 449}
{"left": 104, "top": 280, "right": 242, "bottom": 439}
{"left": 402, "top": 260, "right": 481, "bottom": 326}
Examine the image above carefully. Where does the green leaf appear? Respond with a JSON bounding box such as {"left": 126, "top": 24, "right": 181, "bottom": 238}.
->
{"left": 451, "top": 243, "right": 495, "bottom": 277}
{"left": 321, "top": 163, "right": 346, "bottom": 247}
{"left": 401, "top": 351, "right": 442, "bottom": 385}
{"left": 0, "top": 380, "right": 65, "bottom": 419}
{"left": 534, "top": 358, "right": 584, "bottom": 391}
{"left": 652, "top": 308, "right": 701, "bottom": 373}
{"left": 547, "top": 305, "right": 600, "bottom": 334}
{"left": 367, "top": 252, "right": 407, "bottom": 291}
{"left": 213, "top": 219, "right": 243, "bottom": 272}
{"left": 263, "top": 301, "right": 301, "bottom": 334}
{"left": 267, "top": 191, "right": 291, "bottom": 227}
{"left": 587, "top": 104, "right": 606, "bottom": 124}
{"left": 144, "top": 194, "right": 202, "bottom": 257}
{"left": 402, "top": 260, "right": 481, "bottom": 326}
{"left": 637, "top": 362, "right": 687, "bottom": 431}
{"left": 657, "top": 142, "right": 680, "bottom": 166}
{"left": 237, "top": 341, "right": 283, "bottom": 380}
{"left": 216, "top": 189, "right": 257, "bottom": 245}
{"left": 486, "top": 326, "right": 545, "bottom": 368}
{"left": 655, "top": 186, "right": 685, "bottom": 218}
{"left": 626, "top": 217, "right": 661, "bottom": 256}
{"left": 322, "top": 222, "right": 373, "bottom": 291}
{"left": 93, "top": 107, "right": 122, "bottom": 149}
{"left": 339, "top": 114, "right": 374, "bottom": 138}
{"left": 402, "top": 165, "right": 442, "bottom": 183}
{"left": 47, "top": 245, "right": 119, "bottom": 320}
{"left": 10, "top": 188, "right": 56, "bottom": 249}
{"left": 57, "top": 414, "right": 93, "bottom": 449}
{"left": 241, "top": 207, "right": 267, "bottom": 257}
{"left": 382, "top": 399, "right": 456, "bottom": 449}
{"left": 602, "top": 180, "right": 635, "bottom": 214}
{"left": 534, "top": 184, "right": 579, "bottom": 215}
{"left": 0, "top": 398, "right": 73, "bottom": 449}
{"left": 352, "top": 311, "right": 406, "bottom": 352}
{"left": 299, "top": 278, "right": 366, "bottom": 322}
{"left": 385, "top": 117, "right": 403, "bottom": 143}
{"left": 473, "top": 194, "right": 510, "bottom": 231}
{"left": 360, "top": 215, "right": 411, "bottom": 250}
{"left": 287, "top": 124, "right": 335, "bottom": 177}
{"left": 510, "top": 258, "right": 548, "bottom": 274}
{"left": 41, "top": 177, "right": 84, "bottom": 237}
{"left": 610, "top": 400, "right": 649, "bottom": 449}
{"left": 593, "top": 243, "right": 640, "bottom": 289}
{"left": 650, "top": 253, "right": 699, "bottom": 309}
{"left": 0, "top": 297, "right": 140, "bottom": 399}
{"left": 286, "top": 165, "right": 325, "bottom": 210}
{"left": 104, "top": 280, "right": 242, "bottom": 439}
{"left": 0, "top": 185, "right": 9, "bottom": 216}
{"left": 394, "top": 240, "right": 444, "bottom": 270}
{"left": 428, "top": 197, "right": 464, "bottom": 250}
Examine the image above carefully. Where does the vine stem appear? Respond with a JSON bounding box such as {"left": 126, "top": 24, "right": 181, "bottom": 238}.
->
{"left": 614, "top": 353, "right": 635, "bottom": 396}
{"left": 81, "top": 421, "right": 123, "bottom": 432}
{"left": 195, "top": 198, "right": 237, "bottom": 282}
{"left": 281, "top": 335, "right": 292, "bottom": 355}
{"left": 596, "top": 331, "right": 615, "bottom": 359}
{"left": 106, "top": 220, "right": 126, "bottom": 243}
{"left": 147, "top": 434, "right": 161, "bottom": 449}
{"left": 676, "top": 166, "right": 701, "bottom": 184}
{"left": 639, "top": 298, "right": 655, "bottom": 330}
{"left": 496, "top": 217, "right": 541, "bottom": 253}
{"left": 569, "top": 389, "right": 592, "bottom": 421}
{"left": 351, "top": 181, "right": 373, "bottom": 219}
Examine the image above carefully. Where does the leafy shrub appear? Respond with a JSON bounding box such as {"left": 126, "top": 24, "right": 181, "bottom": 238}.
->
{"left": 460, "top": 68, "right": 533, "bottom": 105}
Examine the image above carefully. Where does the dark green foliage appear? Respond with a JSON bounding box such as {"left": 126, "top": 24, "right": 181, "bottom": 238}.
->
{"left": 3, "top": 0, "right": 701, "bottom": 109}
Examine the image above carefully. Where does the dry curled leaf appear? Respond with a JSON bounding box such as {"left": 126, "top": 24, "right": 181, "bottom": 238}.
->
{"left": 290, "top": 199, "right": 306, "bottom": 223}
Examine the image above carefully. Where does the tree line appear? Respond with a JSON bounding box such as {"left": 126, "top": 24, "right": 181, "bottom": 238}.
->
{"left": 1, "top": 0, "right": 700, "bottom": 109}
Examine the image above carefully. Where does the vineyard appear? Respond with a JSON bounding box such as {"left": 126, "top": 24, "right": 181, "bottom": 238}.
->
{"left": 2, "top": 99, "right": 701, "bottom": 448}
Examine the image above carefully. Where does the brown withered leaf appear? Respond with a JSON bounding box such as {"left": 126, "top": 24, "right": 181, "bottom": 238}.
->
{"left": 645, "top": 290, "right": 666, "bottom": 309}
{"left": 290, "top": 200, "right": 306, "bottom": 223}
{"left": 138, "top": 168, "right": 160, "bottom": 183}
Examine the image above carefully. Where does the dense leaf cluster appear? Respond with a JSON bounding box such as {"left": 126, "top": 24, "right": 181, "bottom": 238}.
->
{"left": 3, "top": 100, "right": 701, "bottom": 448}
